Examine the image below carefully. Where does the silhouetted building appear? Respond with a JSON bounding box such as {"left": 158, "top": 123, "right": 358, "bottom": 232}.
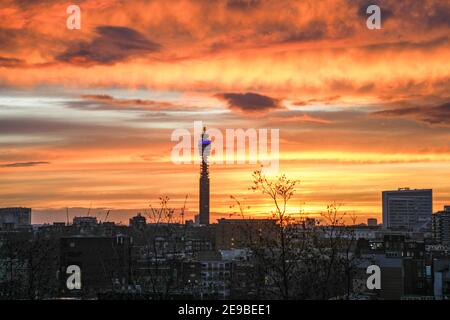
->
{"left": 197, "top": 251, "right": 231, "bottom": 299}
{"left": 367, "top": 218, "right": 378, "bottom": 227}
{"left": 378, "top": 255, "right": 405, "bottom": 299}
{"left": 72, "top": 216, "right": 98, "bottom": 227}
{"left": 356, "top": 233, "right": 430, "bottom": 299}
{"left": 433, "top": 257, "right": 450, "bottom": 300}
{"left": 199, "top": 127, "right": 211, "bottom": 225}
{"left": 71, "top": 216, "right": 99, "bottom": 236}
{"left": 129, "top": 213, "right": 147, "bottom": 230}
{"left": 382, "top": 188, "right": 432, "bottom": 232}
{"left": 59, "top": 235, "right": 132, "bottom": 298}
{"left": 0, "top": 207, "right": 31, "bottom": 230}
{"left": 220, "top": 249, "right": 260, "bottom": 299}
{"left": 215, "top": 218, "right": 277, "bottom": 250}
{"left": 433, "top": 206, "right": 450, "bottom": 245}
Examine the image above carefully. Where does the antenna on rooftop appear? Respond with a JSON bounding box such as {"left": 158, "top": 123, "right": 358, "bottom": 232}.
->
{"left": 87, "top": 202, "right": 92, "bottom": 216}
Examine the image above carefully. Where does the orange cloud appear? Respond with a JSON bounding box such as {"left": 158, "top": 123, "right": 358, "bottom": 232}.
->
{"left": 0, "top": 0, "right": 449, "bottom": 223}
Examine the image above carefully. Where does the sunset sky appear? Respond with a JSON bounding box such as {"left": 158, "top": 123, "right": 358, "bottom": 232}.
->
{"left": 0, "top": 0, "right": 449, "bottom": 224}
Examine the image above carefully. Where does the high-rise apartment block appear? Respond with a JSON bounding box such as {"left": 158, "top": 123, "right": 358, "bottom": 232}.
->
{"left": 382, "top": 188, "right": 432, "bottom": 232}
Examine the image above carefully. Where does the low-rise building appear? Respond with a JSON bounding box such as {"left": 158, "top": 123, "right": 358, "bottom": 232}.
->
{"left": 0, "top": 208, "right": 31, "bottom": 230}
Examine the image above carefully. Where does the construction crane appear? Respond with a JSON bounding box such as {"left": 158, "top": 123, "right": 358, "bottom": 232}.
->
{"left": 103, "top": 210, "right": 110, "bottom": 223}
{"left": 87, "top": 202, "right": 92, "bottom": 216}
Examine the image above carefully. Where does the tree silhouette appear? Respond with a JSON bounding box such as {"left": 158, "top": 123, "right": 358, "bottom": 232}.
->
{"left": 230, "top": 169, "right": 360, "bottom": 299}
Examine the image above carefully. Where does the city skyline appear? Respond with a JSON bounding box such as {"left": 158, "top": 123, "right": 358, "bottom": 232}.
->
{"left": 2, "top": 187, "right": 449, "bottom": 226}
{"left": 0, "top": 0, "right": 449, "bottom": 224}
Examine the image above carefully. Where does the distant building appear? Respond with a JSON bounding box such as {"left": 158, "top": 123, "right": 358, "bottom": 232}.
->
{"left": 0, "top": 207, "right": 31, "bottom": 230}
{"left": 382, "top": 188, "right": 432, "bottom": 232}
{"left": 71, "top": 216, "right": 99, "bottom": 236}
{"left": 220, "top": 249, "right": 259, "bottom": 299}
{"left": 367, "top": 218, "right": 378, "bottom": 227}
{"left": 129, "top": 213, "right": 146, "bottom": 229}
{"left": 72, "top": 216, "right": 98, "bottom": 227}
{"left": 321, "top": 225, "right": 379, "bottom": 240}
{"left": 433, "top": 206, "right": 450, "bottom": 245}
{"left": 356, "top": 234, "right": 429, "bottom": 299}
{"left": 433, "top": 257, "right": 450, "bottom": 300}
{"left": 377, "top": 255, "right": 405, "bottom": 300}
{"left": 197, "top": 251, "right": 231, "bottom": 299}
{"left": 215, "top": 218, "right": 277, "bottom": 250}
{"left": 59, "top": 235, "right": 132, "bottom": 298}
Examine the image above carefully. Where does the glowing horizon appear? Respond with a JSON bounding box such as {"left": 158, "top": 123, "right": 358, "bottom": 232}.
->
{"left": 0, "top": 0, "right": 449, "bottom": 224}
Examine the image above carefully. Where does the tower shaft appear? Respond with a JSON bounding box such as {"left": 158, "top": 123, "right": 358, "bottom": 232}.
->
{"left": 199, "top": 128, "right": 210, "bottom": 225}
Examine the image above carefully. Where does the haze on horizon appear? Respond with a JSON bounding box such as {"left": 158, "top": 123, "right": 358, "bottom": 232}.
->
{"left": 0, "top": 0, "right": 449, "bottom": 224}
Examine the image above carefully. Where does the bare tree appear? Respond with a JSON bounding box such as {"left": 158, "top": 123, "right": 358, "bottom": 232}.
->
{"left": 230, "top": 169, "right": 360, "bottom": 300}
{"left": 131, "top": 196, "right": 190, "bottom": 298}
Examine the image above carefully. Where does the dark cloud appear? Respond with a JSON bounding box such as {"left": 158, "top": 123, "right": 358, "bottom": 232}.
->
{"left": 81, "top": 94, "right": 115, "bottom": 101}
{"left": 426, "top": 3, "right": 450, "bottom": 28}
{"left": 0, "top": 118, "right": 81, "bottom": 135}
{"left": 76, "top": 94, "right": 185, "bottom": 112}
{"left": 372, "top": 102, "right": 450, "bottom": 126}
{"left": 373, "top": 107, "right": 421, "bottom": 116}
{"left": 0, "top": 117, "right": 132, "bottom": 135}
{"left": 216, "top": 92, "right": 282, "bottom": 113}
{"left": 353, "top": 0, "right": 449, "bottom": 29}
{"left": 226, "top": 0, "right": 261, "bottom": 10}
{"left": 293, "top": 96, "right": 341, "bottom": 107}
{"left": 281, "top": 17, "right": 354, "bottom": 43}
{"left": 0, "top": 161, "right": 50, "bottom": 168}
{"left": 0, "top": 28, "right": 25, "bottom": 52}
{"left": 81, "top": 94, "right": 167, "bottom": 106}
{"left": 0, "top": 56, "right": 24, "bottom": 67}
{"left": 0, "top": 116, "right": 165, "bottom": 151}
{"left": 12, "top": 0, "right": 60, "bottom": 8}
{"left": 361, "top": 36, "right": 449, "bottom": 51}
{"left": 325, "top": 79, "right": 377, "bottom": 95}
{"left": 284, "top": 20, "right": 328, "bottom": 42}
{"left": 57, "top": 26, "right": 161, "bottom": 65}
